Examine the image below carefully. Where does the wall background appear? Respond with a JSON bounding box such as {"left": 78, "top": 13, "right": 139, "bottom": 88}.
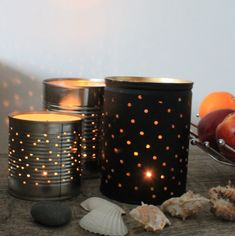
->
{"left": 1, "top": 0, "right": 235, "bottom": 153}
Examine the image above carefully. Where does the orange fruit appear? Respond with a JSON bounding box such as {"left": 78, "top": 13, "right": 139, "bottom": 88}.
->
{"left": 199, "top": 91, "right": 235, "bottom": 117}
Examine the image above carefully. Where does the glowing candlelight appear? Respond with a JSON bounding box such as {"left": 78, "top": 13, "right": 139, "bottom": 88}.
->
{"left": 145, "top": 170, "right": 153, "bottom": 179}
{"left": 8, "top": 111, "right": 82, "bottom": 200}
{"left": 44, "top": 78, "right": 105, "bottom": 178}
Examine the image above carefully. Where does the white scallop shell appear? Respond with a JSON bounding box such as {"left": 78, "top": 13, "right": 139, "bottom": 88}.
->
{"left": 80, "top": 197, "right": 125, "bottom": 214}
{"left": 79, "top": 204, "right": 128, "bottom": 236}
{"left": 129, "top": 202, "right": 170, "bottom": 232}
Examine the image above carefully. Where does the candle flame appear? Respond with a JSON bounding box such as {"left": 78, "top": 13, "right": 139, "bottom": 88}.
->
{"left": 145, "top": 170, "right": 153, "bottom": 179}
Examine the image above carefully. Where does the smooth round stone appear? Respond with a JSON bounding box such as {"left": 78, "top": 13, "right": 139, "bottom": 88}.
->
{"left": 31, "top": 201, "right": 72, "bottom": 227}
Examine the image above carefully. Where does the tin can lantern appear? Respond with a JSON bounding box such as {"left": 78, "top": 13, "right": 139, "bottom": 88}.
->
{"left": 100, "top": 76, "right": 193, "bottom": 204}
{"left": 43, "top": 78, "right": 105, "bottom": 178}
{"left": 8, "top": 112, "right": 82, "bottom": 200}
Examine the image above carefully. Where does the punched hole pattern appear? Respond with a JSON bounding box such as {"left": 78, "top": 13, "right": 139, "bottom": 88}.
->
{"left": 101, "top": 91, "right": 191, "bottom": 203}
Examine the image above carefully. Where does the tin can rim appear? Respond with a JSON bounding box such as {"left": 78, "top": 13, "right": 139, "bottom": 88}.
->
{"left": 8, "top": 111, "right": 83, "bottom": 124}
{"left": 43, "top": 78, "right": 105, "bottom": 88}
{"left": 105, "top": 76, "right": 192, "bottom": 84}
{"left": 105, "top": 76, "right": 193, "bottom": 90}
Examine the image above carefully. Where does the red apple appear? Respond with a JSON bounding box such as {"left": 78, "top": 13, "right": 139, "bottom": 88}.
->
{"left": 216, "top": 112, "right": 235, "bottom": 162}
{"left": 198, "top": 109, "right": 235, "bottom": 150}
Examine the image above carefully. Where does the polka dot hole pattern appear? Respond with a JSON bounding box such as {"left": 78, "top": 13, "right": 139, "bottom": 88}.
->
{"left": 102, "top": 88, "right": 191, "bottom": 204}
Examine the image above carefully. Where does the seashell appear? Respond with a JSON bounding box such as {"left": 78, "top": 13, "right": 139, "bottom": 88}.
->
{"left": 220, "top": 187, "right": 235, "bottom": 202}
{"left": 129, "top": 202, "right": 170, "bottom": 232}
{"left": 79, "top": 204, "right": 128, "bottom": 236}
{"left": 80, "top": 197, "right": 125, "bottom": 214}
{"left": 208, "top": 184, "right": 235, "bottom": 221}
{"left": 210, "top": 198, "right": 235, "bottom": 221}
{"left": 160, "top": 191, "right": 209, "bottom": 220}
{"left": 209, "top": 184, "right": 235, "bottom": 202}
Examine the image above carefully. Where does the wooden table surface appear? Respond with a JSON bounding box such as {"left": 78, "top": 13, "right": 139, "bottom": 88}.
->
{"left": 0, "top": 146, "right": 234, "bottom": 236}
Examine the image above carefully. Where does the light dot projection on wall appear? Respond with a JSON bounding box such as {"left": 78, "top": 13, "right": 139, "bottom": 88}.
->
{"left": 8, "top": 112, "right": 82, "bottom": 200}
{"left": 100, "top": 76, "right": 193, "bottom": 204}
{"left": 43, "top": 78, "right": 105, "bottom": 178}
{"left": 0, "top": 71, "right": 42, "bottom": 153}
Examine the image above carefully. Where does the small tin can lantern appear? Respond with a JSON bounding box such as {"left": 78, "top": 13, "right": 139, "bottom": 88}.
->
{"left": 100, "top": 76, "right": 193, "bottom": 204}
{"left": 43, "top": 78, "right": 105, "bottom": 178}
{"left": 8, "top": 112, "right": 82, "bottom": 200}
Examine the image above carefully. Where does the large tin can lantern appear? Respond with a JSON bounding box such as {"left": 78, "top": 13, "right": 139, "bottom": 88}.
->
{"left": 43, "top": 78, "right": 105, "bottom": 178}
{"left": 100, "top": 77, "right": 193, "bottom": 204}
{"left": 8, "top": 112, "right": 82, "bottom": 200}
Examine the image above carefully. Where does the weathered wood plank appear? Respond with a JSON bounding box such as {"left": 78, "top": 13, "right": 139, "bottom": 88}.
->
{"left": 0, "top": 146, "right": 234, "bottom": 236}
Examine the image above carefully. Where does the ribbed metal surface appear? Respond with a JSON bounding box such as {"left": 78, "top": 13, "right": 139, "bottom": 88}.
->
{"left": 100, "top": 77, "right": 193, "bottom": 205}
{"left": 43, "top": 78, "right": 104, "bottom": 178}
{"left": 8, "top": 112, "right": 82, "bottom": 200}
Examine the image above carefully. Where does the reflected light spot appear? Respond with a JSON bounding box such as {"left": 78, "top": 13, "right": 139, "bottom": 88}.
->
{"left": 59, "top": 94, "right": 81, "bottom": 109}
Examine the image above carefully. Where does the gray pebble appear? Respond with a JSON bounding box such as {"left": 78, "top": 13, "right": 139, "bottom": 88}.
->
{"left": 31, "top": 201, "right": 72, "bottom": 227}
